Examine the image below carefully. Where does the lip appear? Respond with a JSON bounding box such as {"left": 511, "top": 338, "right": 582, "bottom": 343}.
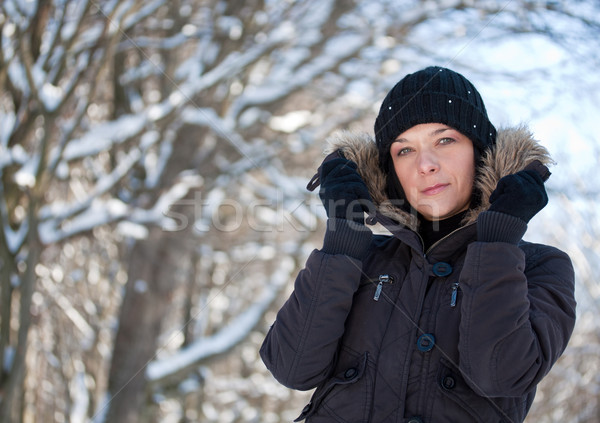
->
{"left": 422, "top": 183, "right": 449, "bottom": 196}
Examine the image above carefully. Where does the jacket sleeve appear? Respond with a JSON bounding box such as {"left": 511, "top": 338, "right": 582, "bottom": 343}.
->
{"left": 260, "top": 218, "right": 370, "bottom": 390}
{"left": 458, "top": 238, "right": 576, "bottom": 397}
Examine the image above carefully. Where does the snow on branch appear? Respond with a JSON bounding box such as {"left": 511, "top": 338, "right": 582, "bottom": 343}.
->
{"left": 244, "top": 166, "right": 320, "bottom": 230}
{"left": 120, "top": 0, "right": 167, "bottom": 31}
{"left": 3, "top": 218, "right": 28, "bottom": 255}
{"left": 38, "top": 197, "right": 130, "bottom": 245}
{"left": 170, "top": 18, "right": 294, "bottom": 103}
{"left": 229, "top": 31, "right": 367, "bottom": 120}
{"left": 59, "top": 114, "right": 148, "bottom": 162}
{"left": 53, "top": 26, "right": 288, "bottom": 166}
{"left": 40, "top": 147, "right": 143, "bottom": 223}
{"left": 0, "top": 113, "right": 16, "bottom": 150}
{"left": 39, "top": 276, "right": 95, "bottom": 349}
{"left": 146, "top": 257, "right": 295, "bottom": 385}
{"left": 129, "top": 172, "right": 204, "bottom": 230}
{"left": 181, "top": 107, "right": 264, "bottom": 164}
{"left": 38, "top": 170, "right": 203, "bottom": 244}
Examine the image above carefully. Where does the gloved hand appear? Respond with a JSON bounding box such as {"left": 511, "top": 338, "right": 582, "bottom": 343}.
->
{"left": 318, "top": 157, "right": 373, "bottom": 224}
{"left": 488, "top": 167, "right": 548, "bottom": 223}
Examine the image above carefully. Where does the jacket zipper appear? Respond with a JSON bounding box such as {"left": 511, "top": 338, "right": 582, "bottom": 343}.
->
{"left": 450, "top": 282, "right": 459, "bottom": 307}
{"left": 420, "top": 225, "right": 468, "bottom": 310}
{"left": 422, "top": 222, "right": 476, "bottom": 257}
{"left": 373, "top": 274, "right": 394, "bottom": 301}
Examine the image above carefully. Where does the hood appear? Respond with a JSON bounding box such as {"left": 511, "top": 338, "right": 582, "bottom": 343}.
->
{"left": 322, "top": 126, "right": 553, "bottom": 231}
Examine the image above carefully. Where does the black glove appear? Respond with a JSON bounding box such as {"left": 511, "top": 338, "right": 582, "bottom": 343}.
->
{"left": 488, "top": 167, "right": 548, "bottom": 223}
{"left": 318, "top": 157, "right": 373, "bottom": 224}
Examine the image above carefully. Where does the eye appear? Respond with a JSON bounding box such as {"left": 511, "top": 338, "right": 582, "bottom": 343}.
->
{"left": 396, "top": 146, "right": 413, "bottom": 156}
{"left": 390, "top": 143, "right": 413, "bottom": 157}
{"left": 439, "top": 137, "right": 455, "bottom": 145}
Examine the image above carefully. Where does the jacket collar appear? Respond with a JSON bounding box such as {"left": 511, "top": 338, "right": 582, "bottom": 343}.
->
{"left": 322, "top": 125, "right": 553, "bottom": 233}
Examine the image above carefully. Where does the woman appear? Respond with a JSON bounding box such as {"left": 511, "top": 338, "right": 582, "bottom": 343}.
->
{"left": 260, "top": 66, "right": 576, "bottom": 423}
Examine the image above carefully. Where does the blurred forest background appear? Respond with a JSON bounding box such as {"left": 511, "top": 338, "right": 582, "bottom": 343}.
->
{"left": 0, "top": 0, "right": 599, "bottom": 422}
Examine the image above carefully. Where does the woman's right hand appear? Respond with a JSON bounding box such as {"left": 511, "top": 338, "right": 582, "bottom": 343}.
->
{"left": 318, "top": 157, "right": 373, "bottom": 224}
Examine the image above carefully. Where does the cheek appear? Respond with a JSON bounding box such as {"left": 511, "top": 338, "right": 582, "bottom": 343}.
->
{"left": 394, "top": 166, "right": 420, "bottom": 203}
{"left": 456, "top": 161, "right": 476, "bottom": 195}
{"left": 393, "top": 163, "right": 411, "bottom": 191}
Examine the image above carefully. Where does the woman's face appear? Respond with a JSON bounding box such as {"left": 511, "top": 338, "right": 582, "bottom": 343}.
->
{"left": 389, "top": 123, "right": 475, "bottom": 221}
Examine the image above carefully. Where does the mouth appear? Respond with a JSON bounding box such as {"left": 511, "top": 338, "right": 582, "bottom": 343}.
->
{"left": 422, "top": 183, "right": 449, "bottom": 196}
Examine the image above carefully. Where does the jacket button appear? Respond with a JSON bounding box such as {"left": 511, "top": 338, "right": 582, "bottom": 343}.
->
{"left": 433, "top": 262, "right": 452, "bottom": 277}
{"left": 442, "top": 375, "right": 456, "bottom": 390}
{"left": 417, "top": 333, "right": 435, "bottom": 352}
{"left": 344, "top": 367, "right": 358, "bottom": 379}
{"left": 407, "top": 417, "right": 423, "bottom": 423}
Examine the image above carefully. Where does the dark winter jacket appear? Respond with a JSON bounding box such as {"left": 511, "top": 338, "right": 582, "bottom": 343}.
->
{"left": 260, "top": 127, "right": 576, "bottom": 423}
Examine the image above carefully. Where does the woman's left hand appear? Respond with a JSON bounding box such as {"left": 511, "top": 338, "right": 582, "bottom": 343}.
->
{"left": 488, "top": 166, "right": 549, "bottom": 223}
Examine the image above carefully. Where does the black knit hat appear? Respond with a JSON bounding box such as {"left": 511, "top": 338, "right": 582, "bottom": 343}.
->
{"left": 374, "top": 66, "right": 496, "bottom": 173}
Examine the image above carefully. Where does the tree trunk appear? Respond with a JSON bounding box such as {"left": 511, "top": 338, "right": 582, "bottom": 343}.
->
{"left": 105, "top": 228, "right": 176, "bottom": 423}
{"left": 0, "top": 214, "right": 40, "bottom": 422}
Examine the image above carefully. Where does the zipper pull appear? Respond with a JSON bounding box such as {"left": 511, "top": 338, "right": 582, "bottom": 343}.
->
{"left": 374, "top": 282, "right": 383, "bottom": 301}
{"left": 450, "top": 282, "right": 459, "bottom": 307}
{"left": 374, "top": 274, "right": 393, "bottom": 301}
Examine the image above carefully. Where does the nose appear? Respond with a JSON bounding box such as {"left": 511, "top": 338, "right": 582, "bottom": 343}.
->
{"left": 417, "top": 151, "right": 439, "bottom": 175}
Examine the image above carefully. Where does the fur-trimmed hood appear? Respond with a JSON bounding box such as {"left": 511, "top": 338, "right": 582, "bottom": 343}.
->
{"left": 323, "top": 126, "right": 553, "bottom": 231}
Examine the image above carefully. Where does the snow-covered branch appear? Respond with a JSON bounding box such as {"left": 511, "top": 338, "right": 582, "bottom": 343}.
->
{"left": 146, "top": 256, "right": 295, "bottom": 385}
{"left": 228, "top": 31, "right": 368, "bottom": 121}
{"left": 38, "top": 170, "right": 203, "bottom": 244}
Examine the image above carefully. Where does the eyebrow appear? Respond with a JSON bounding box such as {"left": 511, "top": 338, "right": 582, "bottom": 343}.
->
{"left": 393, "top": 126, "right": 453, "bottom": 143}
{"left": 430, "top": 127, "right": 452, "bottom": 136}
